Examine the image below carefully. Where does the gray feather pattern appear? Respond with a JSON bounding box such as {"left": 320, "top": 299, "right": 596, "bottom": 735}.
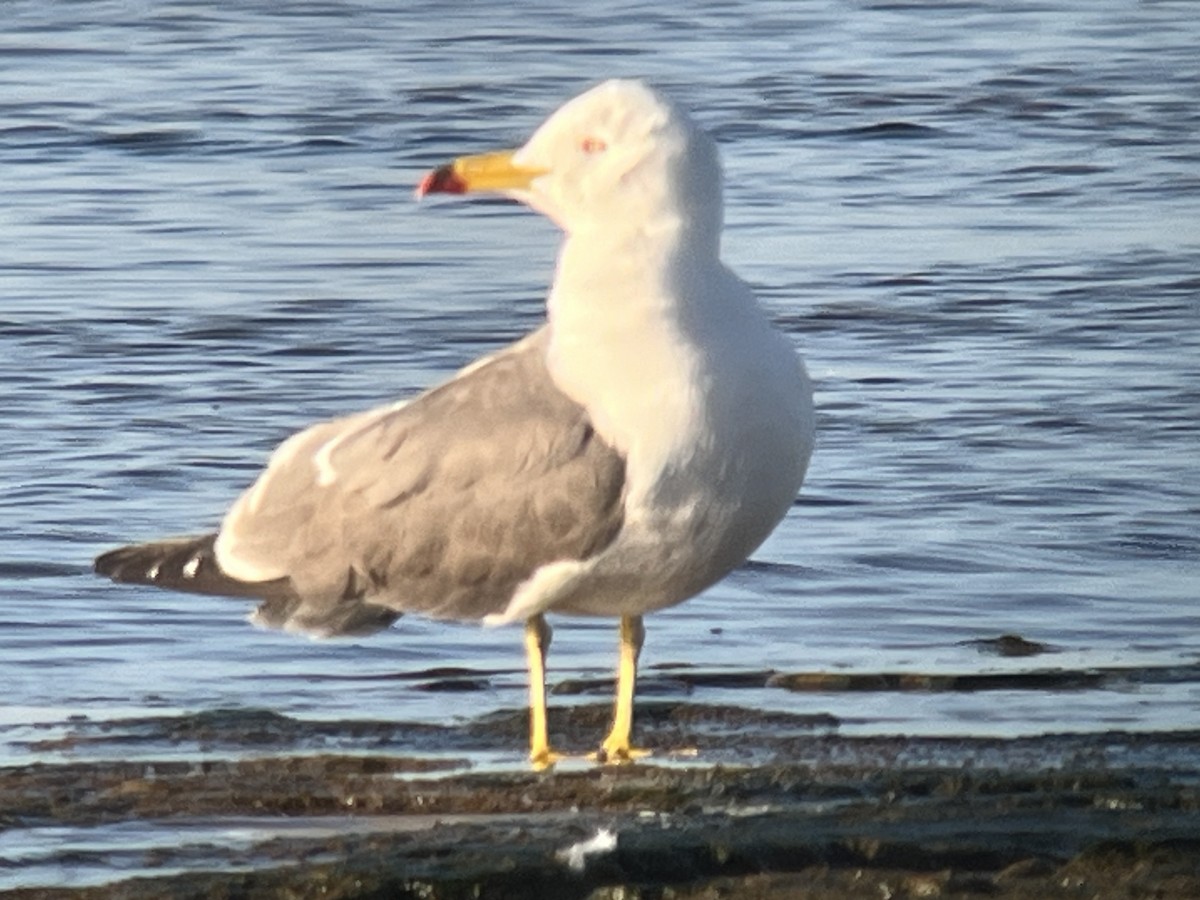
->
{"left": 97, "top": 329, "right": 627, "bottom": 637}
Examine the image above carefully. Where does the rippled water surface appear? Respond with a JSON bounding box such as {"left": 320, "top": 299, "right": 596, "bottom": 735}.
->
{"left": 3, "top": 0, "right": 1199, "bottom": 784}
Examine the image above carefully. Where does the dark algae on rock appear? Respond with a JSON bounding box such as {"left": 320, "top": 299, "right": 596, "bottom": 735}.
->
{"left": 2, "top": 703, "right": 1198, "bottom": 898}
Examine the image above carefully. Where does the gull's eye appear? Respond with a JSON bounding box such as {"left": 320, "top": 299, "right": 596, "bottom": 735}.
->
{"left": 580, "top": 136, "right": 607, "bottom": 154}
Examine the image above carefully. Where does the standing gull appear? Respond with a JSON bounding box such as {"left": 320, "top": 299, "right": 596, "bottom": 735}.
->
{"left": 94, "top": 80, "right": 815, "bottom": 766}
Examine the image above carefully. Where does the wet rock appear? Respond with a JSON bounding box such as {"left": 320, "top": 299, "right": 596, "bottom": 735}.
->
{"left": 3, "top": 708, "right": 1199, "bottom": 899}
{"left": 963, "top": 634, "right": 1054, "bottom": 657}
{"left": 413, "top": 677, "right": 492, "bottom": 692}
{"left": 767, "top": 669, "right": 1109, "bottom": 692}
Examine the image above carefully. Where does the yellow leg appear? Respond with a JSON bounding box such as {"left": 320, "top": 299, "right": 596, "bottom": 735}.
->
{"left": 524, "top": 614, "right": 559, "bottom": 768}
{"left": 597, "top": 614, "right": 650, "bottom": 763}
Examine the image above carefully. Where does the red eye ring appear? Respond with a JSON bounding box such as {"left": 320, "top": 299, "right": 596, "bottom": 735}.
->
{"left": 580, "top": 137, "right": 607, "bottom": 154}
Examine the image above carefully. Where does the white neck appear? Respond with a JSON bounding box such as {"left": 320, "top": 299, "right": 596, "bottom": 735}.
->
{"left": 543, "top": 221, "right": 738, "bottom": 466}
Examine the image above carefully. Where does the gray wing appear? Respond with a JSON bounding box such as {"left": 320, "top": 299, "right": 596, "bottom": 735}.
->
{"left": 210, "top": 328, "right": 626, "bottom": 634}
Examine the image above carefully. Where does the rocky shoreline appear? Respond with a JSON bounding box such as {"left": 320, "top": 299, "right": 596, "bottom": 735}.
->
{"left": 2, "top": 702, "right": 1198, "bottom": 898}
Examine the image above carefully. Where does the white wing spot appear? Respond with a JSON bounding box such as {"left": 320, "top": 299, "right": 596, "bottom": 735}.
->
{"left": 313, "top": 433, "right": 348, "bottom": 487}
{"left": 182, "top": 556, "right": 201, "bottom": 579}
{"left": 146, "top": 563, "right": 161, "bottom": 580}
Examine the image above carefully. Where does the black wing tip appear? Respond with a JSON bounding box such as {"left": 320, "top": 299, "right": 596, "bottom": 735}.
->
{"left": 93, "top": 544, "right": 133, "bottom": 579}
{"left": 92, "top": 534, "right": 218, "bottom": 585}
{"left": 92, "top": 533, "right": 297, "bottom": 603}
{"left": 93, "top": 543, "right": 147, "bottom": 581}
{"left": 95, "top": 537, "right": 398, "bottom": 637}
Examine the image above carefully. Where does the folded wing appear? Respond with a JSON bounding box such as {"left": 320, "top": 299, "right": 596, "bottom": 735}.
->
{"left": 96, "top": 329, "right": 627, "bottom": 637}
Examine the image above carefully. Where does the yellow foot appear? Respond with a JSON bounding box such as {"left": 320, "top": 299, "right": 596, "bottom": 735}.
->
{"left": 590, "top": 743, "right": 651, "bottom": 765}
{"left": 529, "top": 747, "right": 566, "bottom": 771}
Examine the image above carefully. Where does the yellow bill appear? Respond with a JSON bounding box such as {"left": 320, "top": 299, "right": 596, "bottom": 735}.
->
{"left": 417, "top": 150, "right": 547, "bottom": 196}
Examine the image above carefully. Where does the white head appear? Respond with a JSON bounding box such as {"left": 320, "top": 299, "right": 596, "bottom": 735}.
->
{"left": 419, "top": 80, "right": 724, "bottom": 248}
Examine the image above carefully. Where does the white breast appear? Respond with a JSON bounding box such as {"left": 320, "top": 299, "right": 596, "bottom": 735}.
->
{"left": 510, "top": 244, "right": 815, "bottom": 619}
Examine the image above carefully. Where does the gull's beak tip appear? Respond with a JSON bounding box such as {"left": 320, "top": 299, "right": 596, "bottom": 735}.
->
{"left": 416, "top": 164, "right": 467, "bottom": 200}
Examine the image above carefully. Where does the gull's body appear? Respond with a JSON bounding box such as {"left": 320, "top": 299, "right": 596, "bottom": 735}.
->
{"left": 95, "top": 80, "right": 814, "bottom": 764}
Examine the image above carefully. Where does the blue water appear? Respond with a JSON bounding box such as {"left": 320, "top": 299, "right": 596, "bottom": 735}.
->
{"left": 3, "top": 0, "right": 1199, "bottom": 788}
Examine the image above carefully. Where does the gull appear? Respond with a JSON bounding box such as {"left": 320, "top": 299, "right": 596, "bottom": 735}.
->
{"left": 94, "top": 79, "right": 815, "bottom": 766}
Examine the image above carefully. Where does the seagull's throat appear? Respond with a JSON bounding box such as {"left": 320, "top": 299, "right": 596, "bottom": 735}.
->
{"left": 544, "top": 227, "right": 713, "bottom": 465}
{"left": 553, "top": 230, "right": 676, "bottom": 315}
{"left": 552, "top": 213, "right": 718, "bottom": 307}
